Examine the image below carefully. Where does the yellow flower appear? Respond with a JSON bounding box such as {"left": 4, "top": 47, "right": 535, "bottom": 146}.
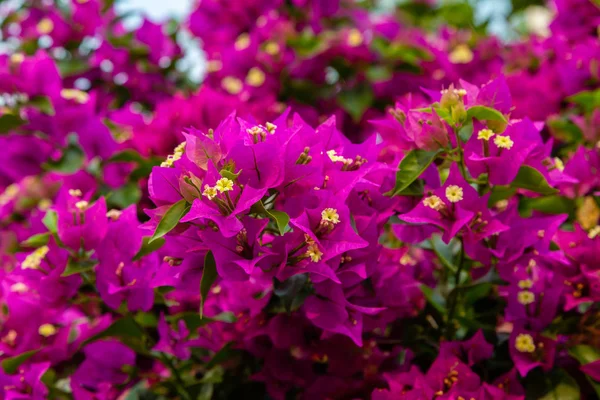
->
{"left": 202, "top": 185, "right": 218, "bottom": 200}
{"left": 75, "top": 200, "right": 89, "bottom": 211}
{"left": 347, "top": 28, "right": 364, "bottom": 47}
{"left": 477, "top": 129, "right": 495, "bottom": 141}
{"left": 445, "top": 185, "right": 464, "bottom": 203}
{"left": 10, "top": 53, "right": 24, "bottom": 64}
{"left": 215, "top": 178, "right": 234, "bottom": 193}
{"left": 517, "top": 290, "right": 535, "bottom": 305}
{"left": 264, "top": 42, "right": 280, "bottom": 55}
{"left": 160, "top": 142, "right": 186, "bottom": 167}
{"left": 10, "top": 282, "right": 28, "bottom": 293}
{"left": 246, "top": 67, "right": 265, "bottom": 87}
{"left": 589, "top": 226, "right": 600, "bottom": 239}
{"left": 37, "top": 18, "right": 54, "bottom": 35}
{"left": 494, "top": 135, "right": 514, "bottom": 150}
{"left": 321, "top": 208, "right": 340, "bottom": 224}
{"left": 222, "top": 77, "right": 243, "bottom": 95}
{"left": 265, "top": 122, "right": 277, "bottom": 134}
{"left": 38, "top": 324, "right": 57, "bottom": 337}
{"left": 449, "top": 44, "right": 473, "bottom": 64}
{"left": 423, "top": 195, "right": 444, "bottom": 210}
{"left": 206, "top": 59, "right": 223, "bottom": 72}
{"left": 306, "top": 244, "right": 323, "bottom": 262}
{"left": 515, "top": 333, "right": 536, "bottom": 353}
{"left": 554, "top": 157, "right": 564, "bottom": 172}
{"left": 60, "top": 88, "right": 89, "bottom": 104}
{"left": 22, "top": 246, "right": 49, "bottom": 269}
{"left": 234, "top": 33, "right": 251, "bottom": 51}
{"left": 518, "top": 279, "right": 533, "bottom": 289}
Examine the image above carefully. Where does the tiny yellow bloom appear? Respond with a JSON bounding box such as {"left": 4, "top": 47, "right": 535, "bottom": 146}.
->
{"left": 0, "top": 184, "right": 19, "bottom": 206}
{"left": 588, "top": 225, "right": 600, "bottom": 239}
{"left": 202, "top": 185, "right": 218, "bottom": 200}
{"left": 445, "top": 185, "right": 464, "bottom": 203}
{"left": 477, "top": 129, "right": 495, "bottom": 141}
{"left": 265, "top": 122, "right": 277, "bottom": 134}
{"left": 215, "top": 178, "right": 234, "bottom": 193}
{"left": 306, "top": 244, "right": 323, "bottom": 262}
{"left": 517, "top": 290, "right": 535, "bottom": 305}
{"left": 75, "top": 200, "right": 89, "bottom": 211}
{"left": 494, "top": 135, "right": 514, "bottom": 150}
{"left": 515, "top": 333, "right": 536, "bottom": 353}
{"left": 554, "top": 157, "right": 564, "bottom": 172}
{"left": 518, "top": 279, "right": 533, "bottom": 289}
{"left": 264, "top": 42, "right": 280, "bottom": 55}
{"left": 423, "top": 195, "right": 444, "bottom": 210}
{"left": 10, "top": 53, "right": 24, "bottom": 64}
{"left": 68, "top": 189, "right": 82, "bottom": 197}
{"left": 22, "top": 246, "right": 49, "bottom": 269}
{"left": 347, "top": 28, "right": 364, "bottom": 47}
{"left": 246, "top": 67, "right": 265, "bottom": 87}
{"left": 60, "top": 88, "right": 89, "bottom": 104}
{"left": 206, "top": 59, "right": 223, "bottom": 72}
{"left": 449, "top": 44, "right": 473, "bottom": 64}
{"left": 234, "top": 33, "right": 251, "bottom": 51}
{"left": 38, "top": 324, "right": 57, "bottom": 337}
{"left": 321, "top": 208, "right": 340, "bottom": 224}
{"left": 222, "top": 77, "right": 243, "bottom": 95}
{"left": 10, "top": 282, "right": 28, "bottom": 293}
{"left": 37, "top": 17, "right": 54, "bottom": 35}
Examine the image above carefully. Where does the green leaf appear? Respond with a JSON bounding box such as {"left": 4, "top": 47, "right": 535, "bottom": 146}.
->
{"left": 85, "top": 316, "right": 148, "bottom": 355}
{"left": 519, "top": 196, "right": 575, "bottom": 218}
{"left": 569, "top": 345, "right": 600, "bottom": 365}
{"left": 433, "top": 106, "right": 454, "bottom": 125}
{"left": 57, "top": 59, "right": 89, "bottom": 77}
{"left": 0, "top": 113, "right": 26, "bottom": 134}
{"left": 108, "top": 149, "right": 144, "bottom": 163}
{"left": 539, "top": 369, "right": 580, "bottom": 400}
{"left": 567, "top": 89, "right": 600, "bottom": 113}
{"left": 458, "top": 123, "right": 474, "bottom": 142}
{"left": 253, "top": 201, "right": 290, "bottom": 235}
{"left": 488, "top": 186, "right": 516, "bottom": 206}
{"left": 149, "top": 199, "right": 190, "bottom": 243}
{"left": 267, "top": 210, "right": 290, "bottom": 236}
{"left": 107, "top": 182, "right": 141, "bottom": 209}
{"left": 42, "top": 210, "right": 58, "bottom": 233}
{"left": 462, "top": 282, "right": 493, "bottom": 305}
{"left": 510, "top": 166, "right": 558, "bottom": 195}
{"left": 430, "top": 235, "right": 458, "bottom": 273}
{"left": 28, "top": 96, "right": 55, "bottom": 116}
{"left": 337, "top": 84, "right": 374, "bottom": 122}
{"left": 199, "top": 251, "right": 218, "bottom": 319}
{"left": 387, "top": 150, "right": 441, "bottom": 196}
{"left": 2, "top": 349, "right": 39, "bottom": 374}
{"left": 274, "top": 274, "right": 308, "bottom": 313}
{"left": 420, "top": 285, "right": 446, "bottom": 313}
{"left": 43, "top": 141, "right": 85, "bottom": 174}
{"left": 200, "top": 366, "right": 224, "bottom": 384}
{"left": 20, "top": 232, "right": 50, "bottom": 248}
{"left": 133, "top": 236, "right": 166, "bottom": 261}
{"left": 395, "top": 180, "right": 424, "bottom": 196}
{"left": 365, "top": 66, "right": 392, "bottom": 82}
{"left": 219, "top": 168, "right": 241, "bottom": 181}
{"left": 62, "top": 259, "right": 97, "bottom": 277}
{"left": 466, "top": 105, "right": 507, "bottom": 123}
{"left": 206, "top": 342, "right": 235, "bottom": 369}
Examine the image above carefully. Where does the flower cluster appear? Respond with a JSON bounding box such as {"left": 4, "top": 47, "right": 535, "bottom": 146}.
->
{"left": 0, "top": 0, "right": 598, "bottom": 399}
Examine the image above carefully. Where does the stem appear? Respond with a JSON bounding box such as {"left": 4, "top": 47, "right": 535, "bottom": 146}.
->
{"left": 454, "top": 128, "right": 468, "bottom": 179}
{"left": 445, "top": 238, "right": 465, "bottom": 339}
